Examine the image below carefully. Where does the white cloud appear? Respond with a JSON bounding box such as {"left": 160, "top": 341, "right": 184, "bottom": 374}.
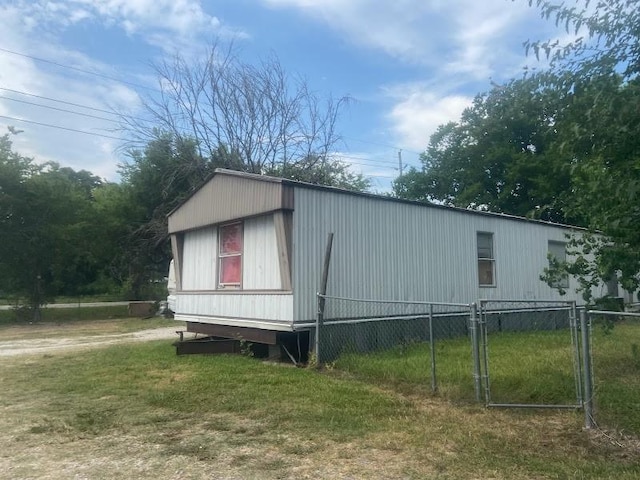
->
{"left": 0, "top": 0, "right": 251, "bottom": 181}
{"left": 260, "top": 0, "right": 564, "bottom": 163}
{"left": 0, "top": 2, "right": 144, "bottom": 181}
{"left": 263, "top": 0, "right": 448, "bottom": 66}
{"left": 385, "top": 84, "right": 472, "bottom": 152}
{"left": 261, "top": 0, "right": 544, "bottom": 79}
{"left": 7, "top": 0, "right": 245, "bottom": 53}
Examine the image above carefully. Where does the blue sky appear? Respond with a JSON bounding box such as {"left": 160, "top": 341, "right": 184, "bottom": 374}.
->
{"left": 0, "top": 0, "right": 564, "bottom": 191}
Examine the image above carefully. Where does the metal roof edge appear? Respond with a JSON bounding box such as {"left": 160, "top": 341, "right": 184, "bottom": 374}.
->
{"left": 168, "top": 168, "right": 587, "bottom": 232}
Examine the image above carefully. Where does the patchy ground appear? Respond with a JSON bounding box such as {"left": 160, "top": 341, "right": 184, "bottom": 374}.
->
{"left": 0, "top": 324, "right": 436, "bottom": 480}
{"left": 0, "top": 326, "right": 181, "bottom": 357}
{"left": 1, "top": 320, "right": 638, "bottom": 479}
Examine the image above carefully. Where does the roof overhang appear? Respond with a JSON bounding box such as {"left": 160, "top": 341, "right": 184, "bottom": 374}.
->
{"left": 168, "top": 170, "right": 294, "bottom": 234}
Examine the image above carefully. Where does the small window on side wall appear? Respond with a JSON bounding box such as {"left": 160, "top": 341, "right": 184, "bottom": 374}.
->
{"left": 548, "top": 241, "right": 569, "bottom": 289}
{"left": 477, "top": 232, "right": 495, "bottom": 287}
{"left": 219, "top": 222, "right": 243, "bottom": 288}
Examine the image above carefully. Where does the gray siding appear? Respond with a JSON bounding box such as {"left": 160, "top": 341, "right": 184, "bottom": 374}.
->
{"left": 292, "top": 187, "right": 585, "bottom": 323}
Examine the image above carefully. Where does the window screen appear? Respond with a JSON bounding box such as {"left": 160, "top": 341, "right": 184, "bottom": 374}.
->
{"left": 477, "top": 232, "right": 495, "bottom": 286}
{"left": 548, "top": 241, "right": 569, "bottom": 289}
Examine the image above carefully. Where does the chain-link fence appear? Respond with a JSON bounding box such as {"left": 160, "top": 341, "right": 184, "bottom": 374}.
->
{"left": 476, "top": 300, "right": 581, "bottom": 409}
{"left": 314, "top": 294, "right": 471, "bottom": 392}
{"left": 583, "top": 309, "right": 640, "bottom": 434}
{"left": 313, "top": 295, "right": 640, "bottom": 433}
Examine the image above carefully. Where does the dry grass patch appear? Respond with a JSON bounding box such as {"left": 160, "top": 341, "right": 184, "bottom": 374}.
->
{"left": 0, "top": 317, "right": 179, "bottom": 341}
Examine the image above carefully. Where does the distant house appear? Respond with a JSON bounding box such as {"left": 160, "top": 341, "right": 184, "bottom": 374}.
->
{"left": 167, "top": 169, "right": 609, "bottom": 353}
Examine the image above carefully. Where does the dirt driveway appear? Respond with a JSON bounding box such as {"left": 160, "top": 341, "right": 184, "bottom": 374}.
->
{"left": 0, "top": 324, "right": 183, "bottom": 357}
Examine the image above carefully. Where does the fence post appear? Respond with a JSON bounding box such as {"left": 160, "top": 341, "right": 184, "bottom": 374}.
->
{"left": 580, "top": 309, "right": 595, "bottom": 429}
{"left": 428, "top": 303, "right": 437, "bottom": 393}
{"left": 470, "top": 302, "right": 482, "bottom": 402}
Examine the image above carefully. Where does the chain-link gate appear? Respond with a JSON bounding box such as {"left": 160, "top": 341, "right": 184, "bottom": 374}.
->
{"left": 477, "top": 300, "right": 582, "bottom": 409}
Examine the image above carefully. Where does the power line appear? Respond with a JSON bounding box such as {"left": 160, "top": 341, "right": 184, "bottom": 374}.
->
{"left": 1, "top": 88, "right": 398, "bottom": 160}
{"left": 0, "top": 115, "right": 125, "bottom": 141}
{"left": 0, "top": 90, "right": 413, "bottom": 174}
{"left": 0, "top": 92, "right": 405, "bottom": 168}
{"left": 0, "top": 113, "right": 400, "bottom": 168}
{"left": 365, "top": 174, "right": 396, "bottom": 179}
{"left": 0, "top": 87, "right": 148, "bottom": 120}
{"left": 0, "top": 47, "right": 159, "bottom": 92}
{"left": 0, "top": 95, "right": 119, "bottom": 123}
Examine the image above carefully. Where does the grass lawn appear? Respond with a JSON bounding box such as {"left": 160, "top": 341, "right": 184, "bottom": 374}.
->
{"left": 0, "top": 320, "right": 639, "bottom": 479}
{"left": 0, "top": 304, "right": 132, "bottom": 325}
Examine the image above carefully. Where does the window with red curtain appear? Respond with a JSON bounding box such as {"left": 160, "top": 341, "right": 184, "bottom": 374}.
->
{"left": 219, "top": 223, "right": 243, "bottom": 287}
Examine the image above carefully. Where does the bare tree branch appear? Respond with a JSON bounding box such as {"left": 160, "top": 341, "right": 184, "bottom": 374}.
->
{"left": 119, "top": 41, "right": 349, "bottom": 173}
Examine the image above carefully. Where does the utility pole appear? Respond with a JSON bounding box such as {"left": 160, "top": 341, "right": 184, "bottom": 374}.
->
{"left": 397, "top": 149, "right": 403, "bottom": 176}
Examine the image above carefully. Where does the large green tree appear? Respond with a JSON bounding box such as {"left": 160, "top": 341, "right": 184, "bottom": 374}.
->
{"left": 116, "top": 133, "right": 213, "bottom": 298}
{"left": 528, "top": 0, "right": 640, "bottom": 300}
{"left": 0, "top": 133, "right": 105, "bottom": 315}
{"left": 393, "top": 75, "right": 574, "bottom": 222}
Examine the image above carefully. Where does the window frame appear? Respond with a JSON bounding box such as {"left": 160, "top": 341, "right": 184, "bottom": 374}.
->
{"left": 547, "top": 240, "right": 569, "bottom": 289}
{"left": 218, "top": 222, "right": 243, "bottom": 289}
{"left": 477, "top": 231, "right": 496, "bottom": 287}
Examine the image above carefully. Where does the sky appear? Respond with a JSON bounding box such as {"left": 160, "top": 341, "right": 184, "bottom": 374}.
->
{"left": 0, "top": 0, "right": 563, "bottom": 191}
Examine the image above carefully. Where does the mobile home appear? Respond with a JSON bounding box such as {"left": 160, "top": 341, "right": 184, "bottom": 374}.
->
{"left": 167, "top": 169, "right": 603, "bottom": 353}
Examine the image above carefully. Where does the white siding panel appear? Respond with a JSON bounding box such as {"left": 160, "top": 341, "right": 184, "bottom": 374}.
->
{"left": 176, "top": 293, "right": 293, "bottom": 326}
{"left": 182, "top": 226, "right": 217, "bottom": 290}
{"left": 243, "top": 215, "right": 282, "bottom": 290}
{"left": 292, "top": 188, "right": 586, "bottom": 322}
{"left": 180, "top": 214, "right": 283, "bottom": 292}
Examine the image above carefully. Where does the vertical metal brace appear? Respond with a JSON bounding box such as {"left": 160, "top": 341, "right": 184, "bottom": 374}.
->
{"left": 470, "top": 302, "right": 482, "bottom": 402}
{"left": 429, "top": 303, "right": 437, "bottom": 393}
{"left": 315, "top": 292, "right": 322, "bottom": 368}
{"left": 580, "top": 309, "right": 595, "bottom": 429}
